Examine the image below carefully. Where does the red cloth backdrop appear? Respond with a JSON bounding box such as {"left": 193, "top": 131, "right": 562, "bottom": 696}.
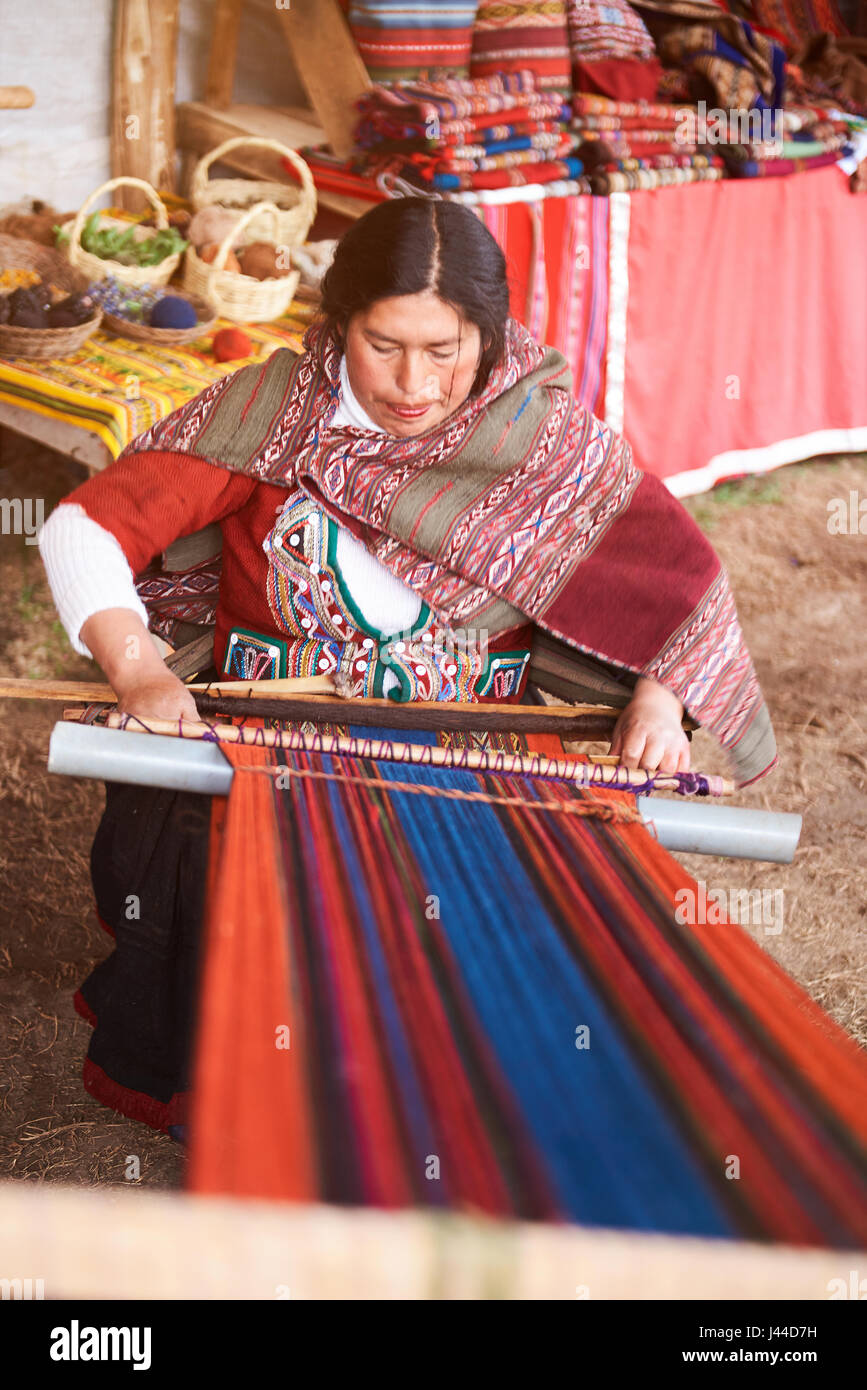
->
{"left": 476, "top": 163, "right": 867, "bottom": 494}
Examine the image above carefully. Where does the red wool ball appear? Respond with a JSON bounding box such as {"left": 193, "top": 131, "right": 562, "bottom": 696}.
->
{"left": 212, "top": 327, "right": 253, "bottom": 362}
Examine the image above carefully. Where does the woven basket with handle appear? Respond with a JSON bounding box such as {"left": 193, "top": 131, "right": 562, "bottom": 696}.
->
{"left": 183, "top": 201, "right": 299, "bottom": 324}
{"left": 0, "top": 234, "right": 102, "bottom": 359}
{"left": 60, "top": 177, "right": 183, "bottom": 290}
{"left": 190, "top": 137, "right": 317, "bottom": 249}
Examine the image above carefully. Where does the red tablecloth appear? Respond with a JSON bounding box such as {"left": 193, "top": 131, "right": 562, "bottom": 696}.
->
{"left": 477, "top": 164, "right": 867, "bottom": 494}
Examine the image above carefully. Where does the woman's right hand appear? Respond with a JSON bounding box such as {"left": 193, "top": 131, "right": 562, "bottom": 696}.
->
{"left": 114, "top": 671, "right": 200, "bottom": 723}
{"left": 78, "top": 610, "right": 202, "bottom": 724}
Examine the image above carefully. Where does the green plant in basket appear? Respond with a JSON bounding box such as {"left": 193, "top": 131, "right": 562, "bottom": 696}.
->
{"left": 54, "top": 213, "right": 187, "bottom": 267}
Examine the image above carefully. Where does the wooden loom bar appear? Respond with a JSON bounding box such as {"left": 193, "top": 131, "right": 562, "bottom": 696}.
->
{"left": 3, "top": 677, "right": 632, "bottom": 736}
{"left": 2, "top": 1178, "right": 856, "bottom": 1301}
{"left": 0, "top": 675, "right": 335, "bottom": 702}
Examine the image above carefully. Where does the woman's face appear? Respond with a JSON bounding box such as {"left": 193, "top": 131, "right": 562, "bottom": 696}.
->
{"left": 342, "top": 292, "right": 483, "bottom": 438}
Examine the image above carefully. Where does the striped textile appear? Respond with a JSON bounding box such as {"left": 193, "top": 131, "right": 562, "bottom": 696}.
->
{"left": 188, "top": 728, "right": 867, "bottom": 1246}
{"left": 588, "top": 160, "right": 727, "bottom": 188}
{"left": 347, "top": 2, "right": 481, "bottom": 82}
{"left": 471, "top": 0, "right": 573, "bottom": 93}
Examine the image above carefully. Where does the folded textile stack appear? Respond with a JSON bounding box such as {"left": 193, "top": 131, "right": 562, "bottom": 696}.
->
{"left": 786, "top": 34, "right": 867, "bottom": 118}
{"left": 470, "top": 0, "right": 572, "bottom": 95}
{"left": 566, "top": 0, "right": 663, "bottom": 102}
{"left": 570, "top": 93, "right": 727, "bottom": 190}
{"left": 717, "top": 104, "right": 854, "bottom": 176}
{"left": 353, "top": 71, "right": 584, "bottom": 191}
{"left": 288, "top": 146, "right": 392, "bottom": 205}
{"left": 632, "top": 1, "right": 788, "bottom": 120}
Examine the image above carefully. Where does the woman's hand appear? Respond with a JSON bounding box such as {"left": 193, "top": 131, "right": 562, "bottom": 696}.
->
{"left": 609, "top": 676, "right": 690, "bottom": 773}
{"left": 115, "top": 671, "right": 200, "bottom": 723}
{"left": 79, "top": 609, "right": 200, "bottom": 723}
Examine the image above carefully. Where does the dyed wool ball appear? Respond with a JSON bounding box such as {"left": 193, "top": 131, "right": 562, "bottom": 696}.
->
{"left": 236, "top": 242, "right": 290, "bottom": 280}
{"left": 149, "top": 295, "right": 198, "bottom": 329}
{"left": 212, "top": 326, "right": 252, "bottom": 362}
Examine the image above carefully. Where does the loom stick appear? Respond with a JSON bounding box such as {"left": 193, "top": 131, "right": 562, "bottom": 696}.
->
{"left": 99, "top": 712, "right": 662, "bottom": 786}
{"left": 171, "top": 693, "right": 624, "bottom": 736}
{"left": 3, "top": 678, "right": 626, "bottom": 735}
{"left": 98, "top": 709, "right": 660, "bottom": 777}
{"left": 0, "top": 675, "right": 335, "bottom": 702}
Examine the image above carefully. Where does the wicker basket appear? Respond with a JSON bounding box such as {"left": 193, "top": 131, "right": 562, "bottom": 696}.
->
{"left": 0, "top": 234, "right": 102, "bottom": 359}
{"left": 102, "top": 291, "right": 218, "bottom": 346}
{"left": 183, "top": 201, "right": 299, "bottom": 324}
{"left": 190, "top": 136, "right": 317, "bottom": 248}
{"left": 60, "top": 176, "right": 183, "bottom": 290}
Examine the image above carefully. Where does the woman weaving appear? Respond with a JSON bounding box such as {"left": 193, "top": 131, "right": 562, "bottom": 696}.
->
{"left": 39, "top": 198, "right": 776, "bottom": 1135}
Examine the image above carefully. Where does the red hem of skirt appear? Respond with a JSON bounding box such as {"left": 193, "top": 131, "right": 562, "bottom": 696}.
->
{"left": 74, "top": 992, "right": 188, "bottom": 1133}
{"left": 81, "top": 1057, "right": 188, "bottom": 1134}
{"left": 94, "top": 906, "right": 116, "bottom": 938}
{"left": 73, "top": 988, "right": 98, "bottom": 1027}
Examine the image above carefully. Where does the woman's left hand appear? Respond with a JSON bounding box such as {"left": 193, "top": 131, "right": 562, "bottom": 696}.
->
{"left": 609, "top": 676, "right": 691, "bottom": 773}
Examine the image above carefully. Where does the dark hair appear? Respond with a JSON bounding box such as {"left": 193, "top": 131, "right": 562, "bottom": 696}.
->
{"left": 318, "top": 198, "right": 510, "bottom": 397}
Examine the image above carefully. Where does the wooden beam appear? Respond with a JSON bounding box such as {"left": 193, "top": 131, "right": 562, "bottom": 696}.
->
{"left": 176, "top": 100, "right": 370, "bottom": 220}
{"left": 204, "top": 0, "right": 243, "bottom": 109}
{"left": 274, "top": 0, "right": 371, "bottom": 161}
{"left": 0, "top": 400, "right": 110, "bottom": 475}
{"left": 111, "top": 0, "right": 180, "bottom": 209}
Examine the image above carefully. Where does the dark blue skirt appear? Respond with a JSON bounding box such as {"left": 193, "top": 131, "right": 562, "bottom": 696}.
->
{"left": 75, "top": 778, "right": 211, "bottom": 1134}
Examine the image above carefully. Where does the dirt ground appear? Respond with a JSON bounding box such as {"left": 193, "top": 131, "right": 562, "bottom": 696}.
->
{"left": 0, "top": 433, "right": 864, "bottom": 1193}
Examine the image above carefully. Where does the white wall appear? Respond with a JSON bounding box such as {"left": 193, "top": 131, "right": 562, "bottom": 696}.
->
{"left": 0, "top": 0, "right": 115, "bottom": 209}
{"left": 0, "top": 0, "right": 307, "bottom": 211}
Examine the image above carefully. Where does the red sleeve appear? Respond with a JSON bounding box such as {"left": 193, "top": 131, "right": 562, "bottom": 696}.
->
{"left": 60, "top": 450, "right": 258, "bottom": 574}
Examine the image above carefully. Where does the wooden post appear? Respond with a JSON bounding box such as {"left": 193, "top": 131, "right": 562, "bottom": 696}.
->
{"left": 111, "top": 0, "right": 180, "bottom": 210}
{"left": 205, "top": 0, "right": 243, "bottom": 109}
{"left": 275, "top": 0, "right": 371, "bottom": 161}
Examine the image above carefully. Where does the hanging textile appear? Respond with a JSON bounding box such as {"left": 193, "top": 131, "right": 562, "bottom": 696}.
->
{"left": 186, "top": 728, "right": 867, "bottom": 1247}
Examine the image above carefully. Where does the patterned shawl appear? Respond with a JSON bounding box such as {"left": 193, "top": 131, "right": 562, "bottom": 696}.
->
{"left": 125, "top": 315, "right": 776, "bottom": 785}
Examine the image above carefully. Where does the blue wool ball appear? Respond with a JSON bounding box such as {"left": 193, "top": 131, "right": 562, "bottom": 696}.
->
{"left": 149, "top": 295, "right": 197, "bottom": 329}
